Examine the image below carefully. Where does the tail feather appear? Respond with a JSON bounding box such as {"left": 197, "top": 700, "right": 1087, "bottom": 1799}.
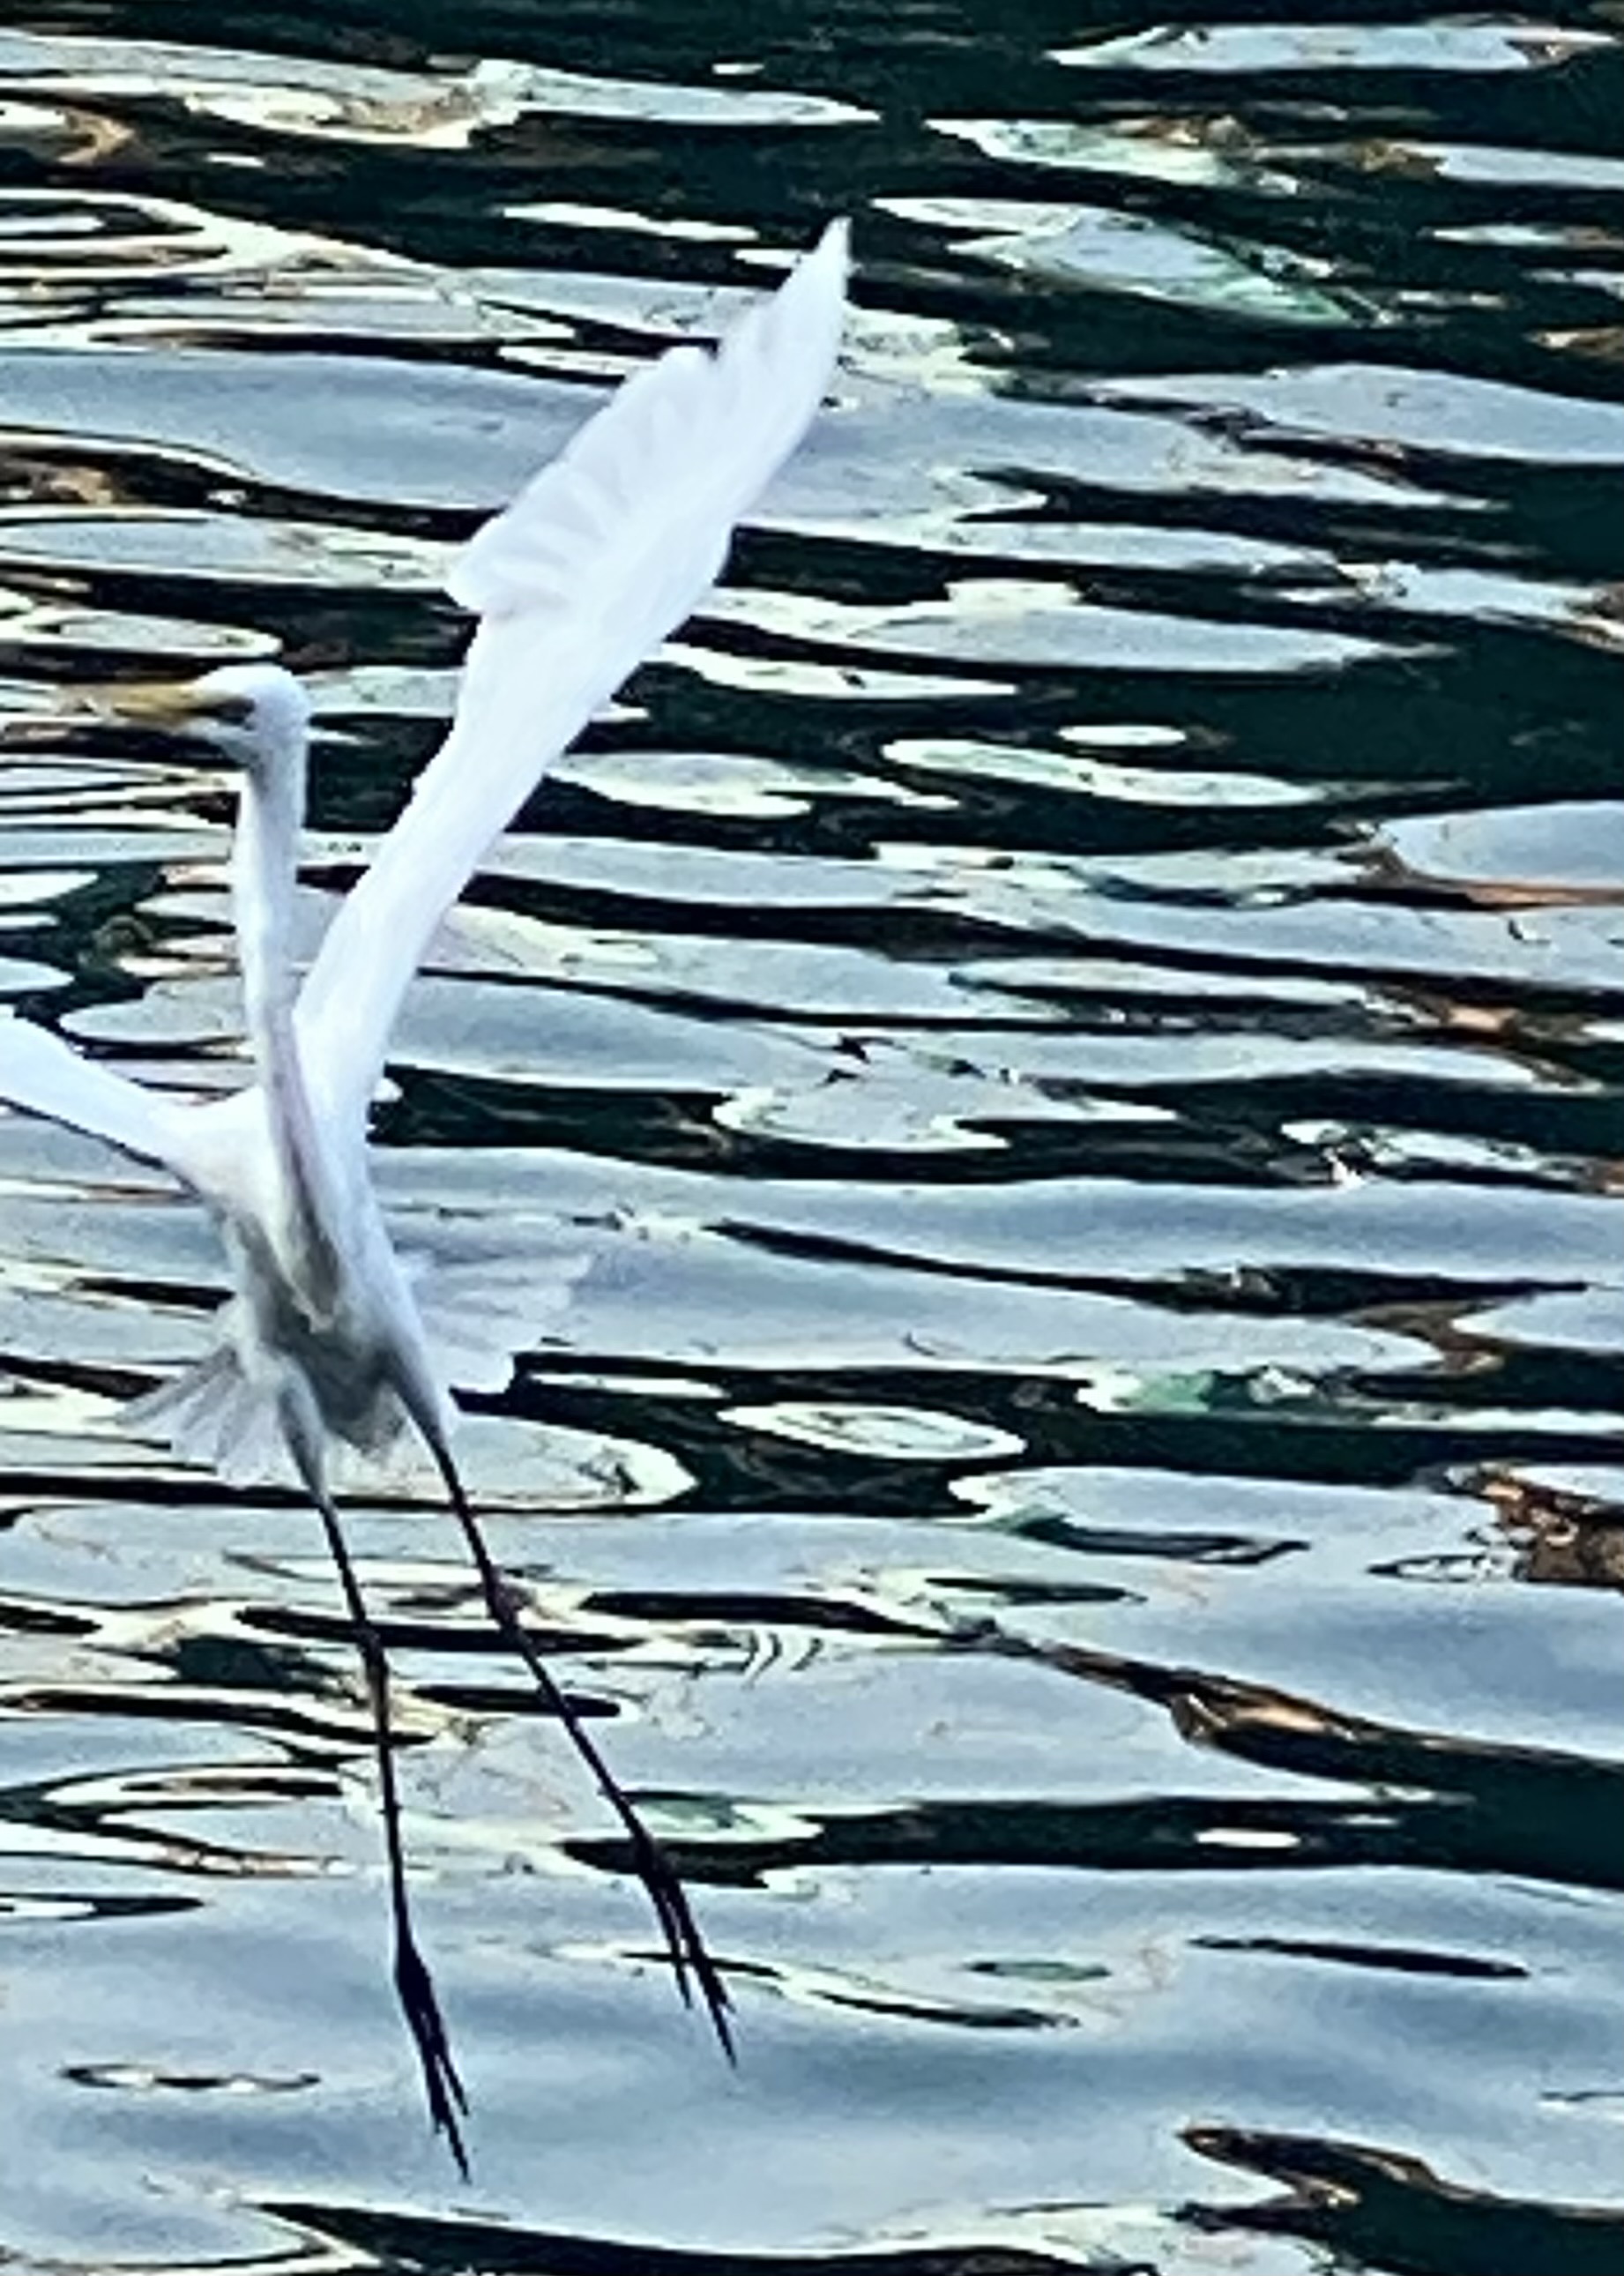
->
{"left": 123, "top": 1338, "right": 296, "bottom": 1487}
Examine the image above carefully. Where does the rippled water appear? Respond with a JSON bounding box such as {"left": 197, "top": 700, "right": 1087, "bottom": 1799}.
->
{"left": 3, "top": 5, "right": 1623, "bottom": 2271}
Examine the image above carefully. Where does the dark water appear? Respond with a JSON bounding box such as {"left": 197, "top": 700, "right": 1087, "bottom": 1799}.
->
{"left": 3, "top": 4, "right": 1623, "bottom": 2271}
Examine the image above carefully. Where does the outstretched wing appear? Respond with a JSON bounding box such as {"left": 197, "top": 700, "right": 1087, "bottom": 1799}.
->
{"left": 294, "top": 221, "right": 848, "bottom": 1129}
{"left": 0, "top": 1011, "right": 208, "bottom": 1183}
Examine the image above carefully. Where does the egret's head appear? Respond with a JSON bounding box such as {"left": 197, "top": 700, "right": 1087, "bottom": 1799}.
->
{"left": 112, "top": 661, "right": 311, "bottom": 779}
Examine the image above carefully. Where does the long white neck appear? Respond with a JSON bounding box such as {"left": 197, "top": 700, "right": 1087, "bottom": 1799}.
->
{"left": 232, "top": 726, "right": 307, "bottom": 1058}
{"left": 230, "top": 709, "right": 341, "bottom": 1310}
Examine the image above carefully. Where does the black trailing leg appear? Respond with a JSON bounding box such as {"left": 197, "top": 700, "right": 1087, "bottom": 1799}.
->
{"left": 416, "top": 1423, "right": 733, "bottom": 2058}
{"left": 284, "top": 1403, "right": 471, "bottom": 2174}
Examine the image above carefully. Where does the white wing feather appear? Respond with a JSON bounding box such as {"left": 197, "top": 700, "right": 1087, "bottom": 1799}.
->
{"left": 0, "top": 1011, "right": 207, "bottom": 1183}
{"left": 294, "top": 221, "right": 847, "bottom": 1128}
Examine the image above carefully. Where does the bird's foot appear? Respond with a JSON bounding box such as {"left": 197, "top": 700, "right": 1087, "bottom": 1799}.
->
{"left": 395, "top": 1929, "right": 471, "bottom": 2178}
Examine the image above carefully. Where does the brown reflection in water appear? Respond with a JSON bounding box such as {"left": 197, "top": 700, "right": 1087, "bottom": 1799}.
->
{"left": 1479, "top": 1466, "right": 1624, "bottom": 1589}
{"left": 1187, "top": 2123, "right": 1624, "bottom": 2276}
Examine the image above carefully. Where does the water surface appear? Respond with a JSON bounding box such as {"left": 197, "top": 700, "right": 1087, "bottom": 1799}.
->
{"left": 2, "top": 6, "right": 1623, "bottom": 2272}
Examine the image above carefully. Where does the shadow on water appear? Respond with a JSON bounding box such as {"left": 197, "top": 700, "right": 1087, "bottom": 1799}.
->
{"left": 1, "top": 0, "right": 1623, "bottom": 2267}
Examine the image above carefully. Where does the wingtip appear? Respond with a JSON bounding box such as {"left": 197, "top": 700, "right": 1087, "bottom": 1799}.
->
{"left": 444, "top": 216, "right": 852, "bottom": 624}
{"left": 816, "top": 216, "right": 853, "bottom": 272}
{"left": 799, "top": 218, "right": 852, "bottom": 308}
{"left": 771, "top": 218, "right": 850, "bottom": 386}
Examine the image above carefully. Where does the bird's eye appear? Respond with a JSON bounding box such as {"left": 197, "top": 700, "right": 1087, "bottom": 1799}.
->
{"left": 205, "top": 694, "right": 255, "bottom": 725}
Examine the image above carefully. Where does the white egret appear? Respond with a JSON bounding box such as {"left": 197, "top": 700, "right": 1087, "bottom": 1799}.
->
{"left": 0, "top": 220, "right": 848, "bottom": 2168}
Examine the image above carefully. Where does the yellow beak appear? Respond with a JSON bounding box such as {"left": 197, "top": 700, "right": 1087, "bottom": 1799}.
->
{"left": 88, "top": 678, "right": 250, "bottom": 727}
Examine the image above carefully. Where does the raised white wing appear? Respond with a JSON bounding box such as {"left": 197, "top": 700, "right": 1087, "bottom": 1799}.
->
{"left": 294, "top": 220, "right": 848, "bottom": 1128}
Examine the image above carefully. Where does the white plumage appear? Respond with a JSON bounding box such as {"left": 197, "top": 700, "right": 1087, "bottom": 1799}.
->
{"left": 1, "top": 219, "right": 846, "bottom": 1471}
{"left": 0, "top": 220, "right": 849, "bottom": 2167}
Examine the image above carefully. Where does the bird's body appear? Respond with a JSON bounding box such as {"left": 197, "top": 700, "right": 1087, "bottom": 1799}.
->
{"left": 0, "top": 220, "right": 849, "bottom": 2168}
{"left": 101, "top": 660, "right": 449, "bottom": 1488}
{"left": 159, "top": 1112, "right": 433, "bottom": 1478}
{"left": 4, "top": 222, "right": 847, "bottom": 1478}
